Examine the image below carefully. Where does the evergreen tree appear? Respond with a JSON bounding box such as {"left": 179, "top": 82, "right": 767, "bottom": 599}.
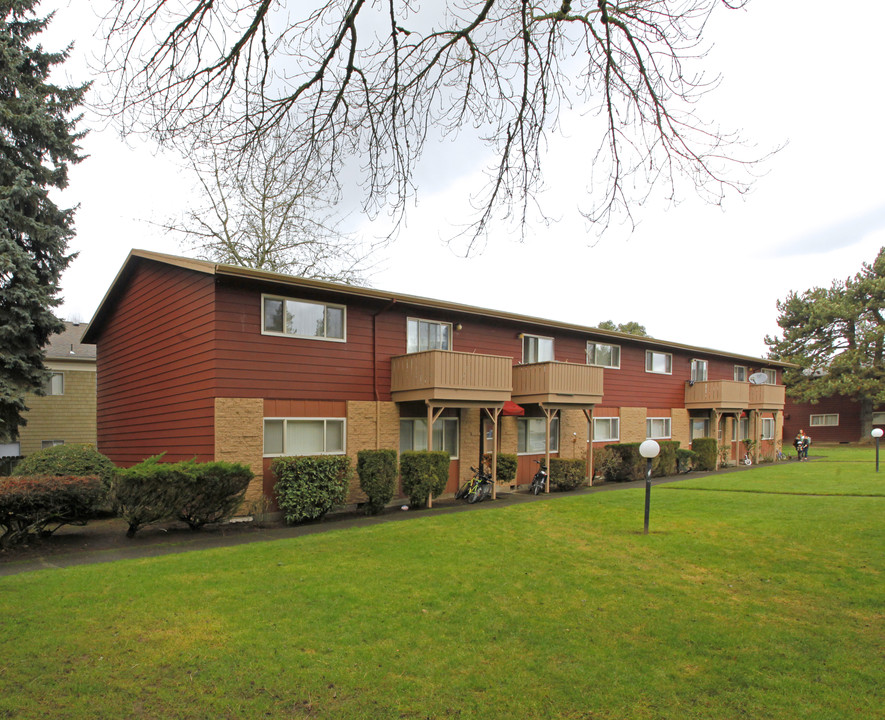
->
{"left": 0, "top": 0, "right": 87, "bottom": 441}
{"left": 597, "top": 320, "right": 649, "bottom": 337}
{"left": 766, "top": 247, "right": 885, "bottom": 438}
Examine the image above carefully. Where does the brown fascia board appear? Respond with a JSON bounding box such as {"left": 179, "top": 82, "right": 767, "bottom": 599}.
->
{"left": 82, "top": 248, "right": 796, "bottom": 369}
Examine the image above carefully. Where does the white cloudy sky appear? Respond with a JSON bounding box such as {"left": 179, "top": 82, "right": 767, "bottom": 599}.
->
{"left": 45, "top": 1, "right": 885, "bottom": 358}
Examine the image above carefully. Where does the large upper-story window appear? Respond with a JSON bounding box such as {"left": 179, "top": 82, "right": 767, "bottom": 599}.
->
{"left": 645, "top": 350, "right": 672, "bottom": 375}
{"left": 44, "top": 372, "right": 64, "bottom": 395}
{"left": 691, "top": 359, "right": 708, "bottom": 382}
{"left": 523, "top": 335, "right": 554, "bottom": 364}
{"left": 262, "top": 295, "right": 345, "bottom": 341}
{"left": 263, "top": 418, "right": 345, "bottom": 456}
{"left": 407, "top": 318, "right": 451, "bottom": 353}
{"left": 400, "top": 417, "right": 459, "bottom": 458}
{"left": 761, "top": 368, "right": 777, "bottom": 384}
{"left": 587, "top": 342, "right": 620, "bottom": 368}
{"left": 734, "top": 365, "right": 747, "bottom": 382}
{"left": 518, "top": 417, "right": 560, "bottom": 453}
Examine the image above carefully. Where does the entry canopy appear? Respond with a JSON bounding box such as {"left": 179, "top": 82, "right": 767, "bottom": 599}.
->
{"left": 502, "top": 401, "right": 525, "bottom": 416}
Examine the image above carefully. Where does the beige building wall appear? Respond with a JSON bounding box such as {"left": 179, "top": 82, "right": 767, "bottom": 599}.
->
{"left": 619, "top": 407, "right": 647, "bottom": 444}
{"left": 18, "top": 360, "right": 96, "bottom": 456}
{"left": 671, "top": 408, "right": 690, "bottom": 448}
{"left": 459, "top": 407, "right": 481, "bottom": 485}
{"left": 559, "top": 409, "right": 589, "bottom": 460}
{"left": 214, "top": 397, "right": 265, "bottom": 503}
{"left": 500, "top": 416, "right": 519, "bottom": 455}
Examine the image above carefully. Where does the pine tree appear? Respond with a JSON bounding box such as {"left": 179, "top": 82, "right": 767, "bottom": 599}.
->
{"left": 0, "top": 0, "right": 87, "bottom": 442}
{"left": 766, "top": 247, "right": 885, "bottom": 438}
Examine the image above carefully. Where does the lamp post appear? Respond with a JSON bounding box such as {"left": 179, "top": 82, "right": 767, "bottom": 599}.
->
{"left": 872, "top": 428, "right": 883, "bottom": 472}
{"left": 639, "top": 440, "right": 661, "bottom": 535}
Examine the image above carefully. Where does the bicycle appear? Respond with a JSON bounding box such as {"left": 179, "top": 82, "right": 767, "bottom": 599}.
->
{"left": 742, "top": 451, "right": 752, "bottom": 466}
{"left": 530, "top": 460, "right": 548, "bottom": 495}
{"left": 455, "top": 465, "right": 493, "bottom": 503}
{"left": 775, "top": 444, "right": 788, "bottom": 462}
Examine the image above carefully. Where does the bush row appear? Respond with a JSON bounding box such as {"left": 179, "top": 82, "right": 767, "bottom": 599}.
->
{"left": 0, "top": 475, "right": 103, "bottom": 547}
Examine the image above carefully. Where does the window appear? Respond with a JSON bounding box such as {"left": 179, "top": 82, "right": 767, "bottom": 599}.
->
{"left": 41, "top": 440, "right": 65, "bottom": 450}
{"left": 407, "top": 318, "right": 452, "bottom": 353}
{"left": 761, "top": 418, "right": 775, "bottom": 440}
{"left": 734, "top": 365, "right": 747, "bottom": 382}
{"left": 44, "top": 372, "right": 64, "bottom": 395}
{"left": 761, "top": 368, "right": 777, "bottom": 384}
{"left": 873, "top": 412, "right": 885, "bottom": 425}
{"left": 691, "top": 359, "right": 708, "bottom": 382}
{"left": 523, "top": 335, "right": 554, "bottom": 364}
{"left": 517, "top": 417, "right": 560, "bottom": 453}
{"left": 646, "top": 417, "right": 671, "bottom": 439}
{"left": 691, "top": 418, "right": 711, "bottom": 440}
{"left": 0, "top": 442, "right": 20, "bottom": 456}
{"left": 262, "top": 295, "right": 345, "bottom": 341}
{"left": 263, "top": 418, "right": 345, "bottom": 456}
{"left": 810, "top": 414, "right": 839, "bottom": 427}
{"left": 732, "top": 417, "right": 750, "bottom": 441}
{"left": 587, "top": 342, "right": 620, "bottom": 369}
{"left": 593, "top": 417, "right": 619, "bottom": 442}
{"left": 400, "top": 418, "right": 459, "bottom": 458}
{"left": 645, "top": 350, "right": 672, "bottom": 374}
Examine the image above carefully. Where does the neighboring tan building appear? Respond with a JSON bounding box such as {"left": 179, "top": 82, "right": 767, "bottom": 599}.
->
{"left": 11, "top": 321, "right": 97, "bottom": 457}
{"left": 82, "top": 250, "right": 793, "bottom": 505}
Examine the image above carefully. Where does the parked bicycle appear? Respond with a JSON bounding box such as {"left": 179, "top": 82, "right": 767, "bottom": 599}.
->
{"left": 530, "top": 460, "right": 548, "bottom": 495}
{"left": 775, "top": 444, "right": 788, "bottom": 462}
{"left": 455, "top": 465, "right": 493, "bottom": 503}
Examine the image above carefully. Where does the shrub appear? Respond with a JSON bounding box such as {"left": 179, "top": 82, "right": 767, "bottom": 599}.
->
{"left": 655, "top": 440, "right": 680, "bottom": 477}
{"left": 593, "top": 446, "right": 619, "bottom": 483}
{"left": 0, "top": 475, "right": 103, "bottom": 547}
{"left": 676, "top": 448, "right": 698, "bottom": 472}
{"left": 110, "top": 456, "right": 187, "bottom": 538}
{"left": 357, "top": 449, "right": 398, "bottom": 515}
{"left": 175, "top": 460, "right": 253, "bottom": 529}
{"left": 14, "top": 444, "right": 116, "bottom": 499}
{"left": 273, "top": 455, "right": 352, "bottom": 524}
{"left": 483, "top": 453, "right": 517, "bottom": 483}
{"left": 549, "top": 458, "right": 586, "bottom": 491}
{"left": 400, "top": 451, "right": 449, "bottom": 507}
{"left": 604, "top": 444, "right": 646, "bottom": 481}
{"left": 692, "top": 438, "right": 718, "bottom": 471}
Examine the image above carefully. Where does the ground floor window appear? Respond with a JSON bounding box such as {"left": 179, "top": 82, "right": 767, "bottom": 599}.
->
{"left": 593, "top": 417, "right": 619, "bottom": 442}
{"left": 400, "top": 417, "right": 459, "bottom": 458}
{"left": 732, "top": 417, "right": 750, "bottom": 441}
{"left": 809, "top": 414, "right": 839, "bottom": 427}
{"left": 691, "top": 418, "right": 711, "bottom": 440}
{"left": 518, "top": 417, "right": 560, "bottom": 454}
{"left": 41, "top": 440, "right": 65, "bottom": 450}
{"left": 761, "top": 417, "right": 775, "bottom": 440}
{"left": 263, "top": 418, "right": 345, "bottom": 456}
{"left": 646, "top": 417, "right": 671, "bottom": 440}
{"left": 873, "top": 411, "right": 885, "bottom": 425}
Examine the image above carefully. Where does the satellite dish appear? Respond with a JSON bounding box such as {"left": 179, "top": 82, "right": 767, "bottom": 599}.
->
{"left": 748, "top": 372, "right": 769, "bottom": 385}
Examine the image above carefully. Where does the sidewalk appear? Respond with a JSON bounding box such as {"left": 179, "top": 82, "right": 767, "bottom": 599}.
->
{"left": 0, "top": 464, "right": 761, "bottom": 577}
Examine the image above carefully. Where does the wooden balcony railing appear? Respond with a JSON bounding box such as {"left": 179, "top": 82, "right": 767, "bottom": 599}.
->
{"left": 684, "top": 380, "right": 750, "bottom": 410}
{"left": 749, "top": 383, "right": 786, "bottom": 410}
{"left": 390, "top": 350, "right": 512, "bottom": 404}
{"left": 511, "top": 362, "right": 604, "bottom": 406}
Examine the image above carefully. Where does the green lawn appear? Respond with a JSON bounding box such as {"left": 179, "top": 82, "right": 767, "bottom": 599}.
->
{"left": 1, "top": 450, "right": 882, "bottom": 719}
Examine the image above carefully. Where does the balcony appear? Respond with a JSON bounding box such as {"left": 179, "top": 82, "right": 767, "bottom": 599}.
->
{"left": 390, "top": 350, "right": 512, "bottom": 404}
{"left": 749, "top": 383, "right": 786, "bottom": 411}
{"left": 511, "top": 362, "right": 604, "bottom": 407}
{"left": 684, "top": 380, "right": 749, "bottom": 411}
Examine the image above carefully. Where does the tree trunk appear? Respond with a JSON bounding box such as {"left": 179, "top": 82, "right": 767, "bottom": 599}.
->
{"left": 859, "top": 397, "right": 874, "bottom": 440}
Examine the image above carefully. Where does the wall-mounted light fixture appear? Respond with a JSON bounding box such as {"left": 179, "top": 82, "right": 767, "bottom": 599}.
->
{"left": 454, "top": 323, "right": 463, "bottom": 331}
{"left": 518, "top": 333, "right": 525, "bottom": 339}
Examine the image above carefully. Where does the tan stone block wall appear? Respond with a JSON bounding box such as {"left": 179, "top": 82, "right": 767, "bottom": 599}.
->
{"left": 619, "top": 407, "right": 647, "bottom": 444}
{"left": 214, "top": 398, "right": 264, "bottom": 503}
{"left": 18, "top": 369, "right": 97, "bottom": 456}
{"left": 459, "top": 407, "right": 481, "bottom": 485}
{"left": 500, "top": 416, "right": 519, "bottom": 455}
{"left": 671, "top": 408, "right": 690, "bottom": 449}
{"left": 559, "top": 409, "right": 589, "bottom": 460}
{"left": 346, "top": 401, "right": 400, "bottom": 503}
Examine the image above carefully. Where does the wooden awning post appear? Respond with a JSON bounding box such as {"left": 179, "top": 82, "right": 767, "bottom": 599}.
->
{"left": 583, "top": 408, "right": 594, "bottom": 486}
{"left": 483, "top": 406, "right": 502, "bottom": 500}
{"left": 541, "top": 405, "right": 559, "bottom": 493}
{"left": 426, "top": 404, "right": 445, "bottom": 508}
{"left": 712, "top": 410, "right": 721, "bottom": 469}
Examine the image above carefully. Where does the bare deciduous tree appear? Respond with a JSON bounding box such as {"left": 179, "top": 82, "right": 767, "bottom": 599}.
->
{"left": 162, "top": 134, "right": 379, "bottom": 284}
{"left": 98, "top": 0, "right": 765, "bottom": 251}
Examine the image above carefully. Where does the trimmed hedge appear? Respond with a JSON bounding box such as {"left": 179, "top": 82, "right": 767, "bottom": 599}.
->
{"left": 14, "top": 444, "right": 116, "bottom": 497}
{"left": 549, "top": 458, "right": 586, "bottom": 491}
{"left": 400, "top": 451, "right": 449, "bottom": 507}
{"left": 483, "top": 453, "right": 518, "bottom": 483}
{"left": 0, "top": 475, "right": 103, "bottom": 547}
{"left": 603, "top": 441, "right": 680, "bottom": 481}
{"left": 676, "top": 448, "right": 698, "bottom": 472}
{"left": 357, "top": 449, "right": 398, "bottom": 515}
{"left": 692, "top": 438, "right": 718, "bottom": 471}
{"left": 273, "top": 455, "right": 352, "bottom": 524}
{"left": 112, "top": 456, "right": 254, "bottom": 537}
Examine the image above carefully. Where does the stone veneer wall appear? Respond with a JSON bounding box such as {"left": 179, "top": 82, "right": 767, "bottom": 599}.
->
{"left": 214, "top": 397, "right": 264, "bottom": 503}
{"left": 459, "top": 407, "right": 481, "bottom": 485}
{"left": 559, "top": 409, "right": 589, "bottom": 460}
{"left": 671, "top": 409, "right": 690, "bottom": 449}
{"left": 619, "top": 407, "right": 648, "bottom": 444}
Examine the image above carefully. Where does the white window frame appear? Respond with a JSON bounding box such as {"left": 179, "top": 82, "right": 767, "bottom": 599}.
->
{"left": 734, "top": 365, "right": 747, "bottom": 382}
{"left": 809, "top": 414, "right": 839, "bottom": 427}
{"left": 586, "top": 342, "right": 620, "bottom": 369}
{"left": 592, "top": 417, "right": 620, "bottom": 442}
{"left": 517, "top": 417, "right": 560, "bottom": 454}
{"left": 263, "top": 417, "right": 346, "bottom": 457}
{"left": 645, "top": 350, "right": 672, "bottom": 375}
{"left": 261, "top": 294, "right": 346, "bottom": 342}
{"left": 732, "top": 416, "right": 750, "bottom": 442}
{"left": 761, "top": 368, "right": 777, "bottom": 384}
{"left": 45, "top": 372, "right": 64, "bottom": 395}
{"left": 399, "top": 417, "right": 460, "bottom": 459}
{"left": 522, "top": 334, "right": 554, "bottom": 364}
{"left": 872, "top": 412, "right": 885, "bottom": 425}
{"left": 646, "top": 417, "right": 672, "bottom": 440}
{"left": 406, "top": 318, "right": 452, "bottom": 354}
{"left": 691, "top": 359, "right": 708, "bottom": 383}
{"left": 761, "top": 418, "right": 775, "bottom": 440}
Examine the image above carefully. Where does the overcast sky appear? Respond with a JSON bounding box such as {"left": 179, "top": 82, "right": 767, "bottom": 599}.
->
{"left": 45, "top": 1, "right": 885, "bottom": 359}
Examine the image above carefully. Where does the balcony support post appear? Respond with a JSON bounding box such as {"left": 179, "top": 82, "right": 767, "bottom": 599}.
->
{"left": 583, "top": 407, "right": 594, "bottom": 486}
{"left": 540, "top": 404, "right": 560, "bottom": 493}
{"left": 483, "top": 406, "right": 502, "bottom": 499}
{"left": 425, "top": 404, "right": 445, "bottom": 508}
{"left": 712, "top": 410, "right": 722, "bottom": 470}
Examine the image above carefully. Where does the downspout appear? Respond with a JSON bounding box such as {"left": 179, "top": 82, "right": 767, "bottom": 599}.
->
{"left": 373, "top": 299, "right": 397, "bottom": 447}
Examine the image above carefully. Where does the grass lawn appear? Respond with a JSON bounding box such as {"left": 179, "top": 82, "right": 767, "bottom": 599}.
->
{"left": 1, "top": 448, "right": 882, "bottom": 719}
